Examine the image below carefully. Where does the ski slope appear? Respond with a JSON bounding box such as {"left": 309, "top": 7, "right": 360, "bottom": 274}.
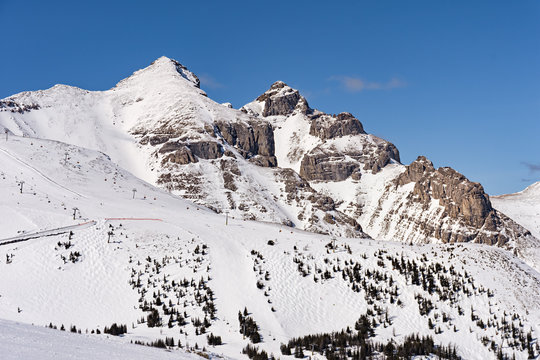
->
{"left": 0, "top": 319, "right": 201, "bottom": 360}
{"left": 0, "top": 135, "right": 538, "bottom": 359}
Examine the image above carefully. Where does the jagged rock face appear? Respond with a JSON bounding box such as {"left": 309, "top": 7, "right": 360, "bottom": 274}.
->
{"left": 215, "top": 120, "right": 277, "bottom": 167}
{"left": 359, "top": 156, "right": 518, "bottom": 246}
{"left": 159, "top": 144, "right": 198, "bottom": 165}
{"left": 299, "top": 148, "right": 361, "bottom": 181}
{"left": 275, "top": 168, "right": 366, "bottom": 237}
{"left": 256, "top": 81, "right": 304, "bottom": 117}
{"left": 154, "top": 140, "right": 223, "bottom": 164}
{"left": 362, "top": 143, "right": 400, "bottom": 174}
{"left": 155, "top": 156, "right": 366, "bottom": 238}
{"left": 245, "top": 82, "right": 400, "bottom": 181}
{"left": 188, "top": 141, "right": 223, "bottom": 160}
{"left": 219, "top": 159, "right": 241, "bottom": 191}
{"left": 397, "top": 156, "right": 493, "bottom": 229}
{"left": 309, "top": 112, "right": 366, "bottom": 140}
{"left": 299, "top": 138, "right": 400, "bottom": 181}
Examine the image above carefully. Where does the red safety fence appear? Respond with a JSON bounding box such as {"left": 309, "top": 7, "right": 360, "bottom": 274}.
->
{"left": 104, "top": 218, "right": 163, "bottom": 221}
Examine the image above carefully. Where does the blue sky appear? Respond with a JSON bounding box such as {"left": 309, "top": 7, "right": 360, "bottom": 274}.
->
{"left": 1, "top": 0, "right": 538, "bottom": 195}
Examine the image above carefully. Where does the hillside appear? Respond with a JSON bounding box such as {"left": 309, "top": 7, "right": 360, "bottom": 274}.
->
{"left": 491, "top": 182, "right": 540, "bottom": 271}
{"left": 0, "top": 136, "right": 538, "bottom": 359}
{"left": 0, "top": 319, "right": 200, "bottom": 360}
{"left": 492, "top": 182, "right": 540, "bottom": 239}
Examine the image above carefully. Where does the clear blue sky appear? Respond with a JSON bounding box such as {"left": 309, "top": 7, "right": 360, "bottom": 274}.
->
{"left": 1, "top": 0, "right": 538, "bottom": 195}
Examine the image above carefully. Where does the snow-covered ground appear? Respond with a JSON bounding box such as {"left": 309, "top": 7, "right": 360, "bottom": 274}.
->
{"left": 492, "top": 182, "right": 540, "bottom": 240}
{"left": 0, "top": 135, "right": 538, "bottom": 359}
{"left": 491, "top": 182, "right": 540, "bottom": 273}
{"left": 0, "top": 319, "right": 201, "bottom": 360}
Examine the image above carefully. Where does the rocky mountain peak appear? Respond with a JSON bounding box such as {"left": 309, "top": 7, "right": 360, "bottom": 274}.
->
{"left": 397, "top": 156, "right": 435, "bottom": 183}
{"left": 308, "top": 111, "right": 366, "bottom": 140}
{"left": 254, "top": 81, "right": 310, "bottom": 117}
{"left": 268, "top": 80, "right": 288, "bottom": 90}
{"left": 395, "top": 156, "right": 503, "bottom": 242}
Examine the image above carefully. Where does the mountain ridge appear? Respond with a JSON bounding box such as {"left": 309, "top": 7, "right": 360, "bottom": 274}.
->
{"left": 0, "top": 56, "right": 537, "bottom": 256}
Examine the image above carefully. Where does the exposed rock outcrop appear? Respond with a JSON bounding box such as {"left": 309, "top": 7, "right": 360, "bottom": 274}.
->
{"left": 215, "top": 120, "right": 277, "bottom": 167}
{"left": 160, "top": 145, "right": 198, "bottom": 165}
{"left": 3, "top": 56, "right": 534, "bottom": 254}
{"left": 309, "top": 112, "right": 366, "bottom": 140}
{"left": 300, "top": 149, "right": 360, "bottom": 181}
{"left": 275, "top": 168, "right": 366, "bottom": 237}
{"left": 361, "top": 155, "right": 529, "bottom": 245}
{"left": 158, "top": 140, "right": 222, "bottom": 164}
{"left": 397, "top": 156, "right": 493, "bottom": 229}
{"left": 0, "top": 100, "right": 40, "bottom": 114}
{"left": 299, "top": 138, "right": 400, "bottom": 181}
{"left": 189, "top": 141, "right": 223, "bottom": 160}
{"left": 256, "top": 81, "right": 304, "bottom": 117}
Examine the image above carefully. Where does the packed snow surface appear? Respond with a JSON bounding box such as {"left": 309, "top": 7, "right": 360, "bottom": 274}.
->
{"left": 0, "top": 319, "right": 200, "bottom": 360}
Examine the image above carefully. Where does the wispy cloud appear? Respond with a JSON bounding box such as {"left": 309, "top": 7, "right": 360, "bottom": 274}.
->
{"left": 522, "top": 162, "right": 540, "bottom": 173}
{"left": 198, "top": 74, "right": 224, "bottom": 89}
{"left": 329, "top": 76, "right": 406, "bottom": 92}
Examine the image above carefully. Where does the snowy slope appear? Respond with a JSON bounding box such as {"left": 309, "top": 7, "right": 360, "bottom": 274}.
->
{"left": 0, "top": 319, "right": 201, "bottom": 360}
{"left": 492, "top": 182, "right": 540, "bottom": 240}
{"left": 491, "top": 182, "right": 540, "bottom": 271}
{"left": 0, "top": 136, "right": 538, "bottom": 359}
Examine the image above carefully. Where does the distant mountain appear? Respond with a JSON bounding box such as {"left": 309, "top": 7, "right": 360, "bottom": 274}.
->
{"left": 492, "top": 181, "right": 540, "bottom": 269}
{"left": 492, "top": 182, "right": 540, "bottom": 238}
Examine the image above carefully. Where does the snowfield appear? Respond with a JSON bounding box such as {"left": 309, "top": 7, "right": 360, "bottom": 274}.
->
{"left": 0, "top": 135, "right": 538, "bottom": 359}
{"left": 0, "top": 319, "right": 201, "bottom": 360}
{"left": 492, "top": 182, "right": 540, "bottom": 240}
{"left": 492, "top": 182, "right": 540, "bottom": 273}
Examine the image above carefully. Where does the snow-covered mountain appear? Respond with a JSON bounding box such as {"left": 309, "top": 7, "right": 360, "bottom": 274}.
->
{"left": 1, "top": 56, "right": 535, "bottom": 256}
{"left": 1, "top": 56, "right": 539, "bottom": 358}
{"left": 492, "top": 181, "right": 540, "bottom": 240}
{"left": 0, "top": 136, "right": 538, "bottom": 359}
{"left": 239, "top": 78, "right": 539, "bottom": 269}
{"left": 491, "top": 182, "right": 540, "bottom": 270}
{"left": 0, "top": 57, "right": 364, "bottom": 238}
